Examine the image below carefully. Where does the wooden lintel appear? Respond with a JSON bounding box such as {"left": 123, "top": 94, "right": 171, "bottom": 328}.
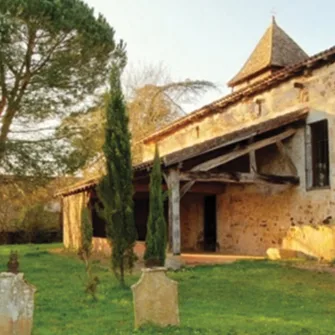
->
{"left": 187, "top": 182, "right": 226, "bottom": 194}
{"left": 276, "top": 141, "right": 298, "bottom": 176}
{"left": 179, "top": 171, "right": 300, "bottom": 186}
{"left": 135, "top": 182, "right": 225, "bottom": 195}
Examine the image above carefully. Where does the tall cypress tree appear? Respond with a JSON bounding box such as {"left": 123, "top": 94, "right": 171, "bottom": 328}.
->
{"left": 97, "top": 65, "right": 137, "bottom": 287}
{"left": 144, "top": 145, "right": 167, "bottom": 267}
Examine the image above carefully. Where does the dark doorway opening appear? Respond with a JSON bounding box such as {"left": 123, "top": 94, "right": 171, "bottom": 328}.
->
{"left": 90, "top": 195, "right": 106, "bottom": 238}
{"left": 134, "top": 198, "right": 149, "bottom": 241}
{"left": 134, "top": 196, "right": 169, "bottom": 241}
{"left": 89, "top": 190, "right": 170, "bottom": 241}
{"left": 204, "top": 196, "right": 217, "bottom": 251}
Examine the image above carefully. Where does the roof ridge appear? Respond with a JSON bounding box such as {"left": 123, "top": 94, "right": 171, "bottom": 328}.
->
{"left": 268, "top": 19, "right": 275, "bottom": 67}
{"left": 228, "top": 19, "right": 307, "bottom": 87}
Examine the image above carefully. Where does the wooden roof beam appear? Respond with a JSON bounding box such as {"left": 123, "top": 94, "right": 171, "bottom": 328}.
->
{"left": 192, "top": 127, "right": 297, "bottom": 172}
{"left": 180, "top": 127, "right": 298, "bottom": 198}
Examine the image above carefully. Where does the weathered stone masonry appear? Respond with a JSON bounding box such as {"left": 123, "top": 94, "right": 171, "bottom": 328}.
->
{"left": 59, "top": 19, "right": 335, "bottom": 259}
{"left": 141, "top": 52, "right": 335, "bottom": 257}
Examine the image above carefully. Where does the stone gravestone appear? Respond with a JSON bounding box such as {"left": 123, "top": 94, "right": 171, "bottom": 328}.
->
{"left": 0, "top": 273, "right": 36, "bottom": 335}
{"left": 131, "top": 267, "right": 179, "bottom": 328}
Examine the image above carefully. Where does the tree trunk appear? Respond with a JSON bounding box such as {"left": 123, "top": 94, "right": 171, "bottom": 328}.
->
{"left": 0, "top": 96, "right": 7, "bottom": 117}
{"left": 0, "top": 106, "right": 16, "bottom": 161}
{"left": 120, "top": 258, "right": 125, "bottom": 288}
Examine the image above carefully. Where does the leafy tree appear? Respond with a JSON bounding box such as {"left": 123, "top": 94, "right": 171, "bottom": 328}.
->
{"left": 144, "top": 145, "right": 167, "bottom": 267}
{"left": 13, "top": 203, "right": 59, "bottom": 243}
{"left": 0, "top": 175, "right": 73, "bottom": 241}
{"left": 0, "top": 0, "right": 126, "bottom": 175}
{"left": 57, "top": 63, "right": 217, "bottom": 174}
{"left": 97, "top": 65, "right": 136, "bottom": 287}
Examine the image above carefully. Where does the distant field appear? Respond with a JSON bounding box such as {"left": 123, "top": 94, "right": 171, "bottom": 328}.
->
{"left": 0, "top": 244, "right": 334, "bottom": 335}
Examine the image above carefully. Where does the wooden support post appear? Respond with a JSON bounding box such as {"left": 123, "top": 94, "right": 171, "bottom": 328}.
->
{"left": 167, "top": 169, "right": 181, "bottom": 255}
{"left": 248, "top": 138, "right": 257, "bottom": 173}
{"left": 250, "top": 151, "right": 257, "bottom": 173}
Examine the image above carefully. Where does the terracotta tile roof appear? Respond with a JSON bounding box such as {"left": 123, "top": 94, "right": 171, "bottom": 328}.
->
{"left": 228, "top": 18, "right": 308, "bottom": 87}
{"left": 141, "top": 44, "right": 335, "bottom": 144}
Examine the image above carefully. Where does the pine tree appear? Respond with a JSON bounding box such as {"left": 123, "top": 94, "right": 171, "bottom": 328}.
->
{"left": 97, "top": 65, "right": 137, "bottom": 287}
{"left": 0, "top": 0, "right": 126, "bottom": 176}
{"left": 144, "top": 145, "right": 167, "bottom": 267}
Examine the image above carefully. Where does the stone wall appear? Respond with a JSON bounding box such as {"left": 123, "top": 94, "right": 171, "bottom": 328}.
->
{"left": 142, "top": 62, "right": 335, "bottom": 161}
{"left": 63, "top": 191, "right": 89, "bottom": 250}
{"left": 141, "top": 61, "right": 335, "bottom": 256}
{"left": 282, "top": 225, "right": 335, "bottom": 261}
{"left": 217, "top": 184, "right": 334, "bottom": 255}
{"left": 217, "top": 120, "right": 335, "bottom": 256}
{"left": 63, "top": 61, "right": 335, "bottom": 256}
{"left": 180, "top": 194, "right": 204, "bottom": 251}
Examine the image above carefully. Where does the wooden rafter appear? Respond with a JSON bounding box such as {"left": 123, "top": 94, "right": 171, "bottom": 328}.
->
{"left": 180, "top": 181, "right": 196, "bottom": 198}
{"left": 180, "top": 127, "right": 298, "bottom": 197}
{"left": 179, "top": 171, "right": 300, "bottom": 186}
{"left": 192, "top": 128, "right": 297, "bottom": 172}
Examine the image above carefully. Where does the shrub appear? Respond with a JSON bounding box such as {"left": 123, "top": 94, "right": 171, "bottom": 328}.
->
{"left": 7, "top": 250, "right": 19, "bottom": 273}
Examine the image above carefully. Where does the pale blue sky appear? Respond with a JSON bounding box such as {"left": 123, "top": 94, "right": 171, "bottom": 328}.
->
{"left": 85, "top": 0, "right": 335, "bottom": 112}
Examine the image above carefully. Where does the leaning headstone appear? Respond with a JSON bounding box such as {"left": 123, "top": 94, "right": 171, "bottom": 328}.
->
{"left": 131, "top": 267, "right": 179, "bottom": 328}
{"left": 0, "top": 273, "right": 36, "bottom": 335}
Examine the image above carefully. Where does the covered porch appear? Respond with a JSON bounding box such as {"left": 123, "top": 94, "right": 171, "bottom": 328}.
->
{"left": 133, "top": 108, "right": 307, "bottom": 256}
{"left": 59, "top": 108, "right": 308, "bottom": 258}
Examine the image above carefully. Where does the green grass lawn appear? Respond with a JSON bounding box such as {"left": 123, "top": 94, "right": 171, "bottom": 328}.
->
{"left": 0, "top": 244, "right": 334, "bottom": 335}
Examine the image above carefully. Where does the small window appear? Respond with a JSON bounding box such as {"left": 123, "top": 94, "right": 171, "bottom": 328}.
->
{"left": 306, "top": 120, "right": 330, "bottom": 188}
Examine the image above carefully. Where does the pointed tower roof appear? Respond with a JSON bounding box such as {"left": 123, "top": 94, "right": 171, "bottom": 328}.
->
{"left": 228, "top": 17, "right": 308, "bottom": 88}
